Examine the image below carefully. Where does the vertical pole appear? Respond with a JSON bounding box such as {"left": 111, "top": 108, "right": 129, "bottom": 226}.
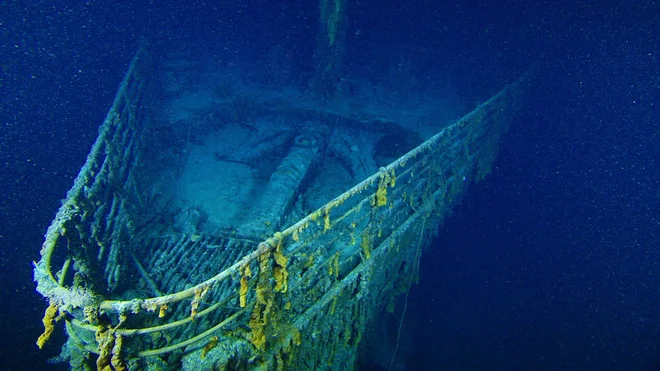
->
{"left": 311, "top": 0, "right": 348, "bottom": 100}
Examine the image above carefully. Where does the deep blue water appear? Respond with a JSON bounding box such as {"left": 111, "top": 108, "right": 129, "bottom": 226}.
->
{"left": 0, "top": 1, "right": 657, "bottom": 370}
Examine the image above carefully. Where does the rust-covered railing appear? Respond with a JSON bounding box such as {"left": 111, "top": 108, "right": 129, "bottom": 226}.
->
{"left": 33, "top": 42, "right": 530, "bottom": 370}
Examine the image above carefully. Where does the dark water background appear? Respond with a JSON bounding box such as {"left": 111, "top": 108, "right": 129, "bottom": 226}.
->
{"left": 0, "top": 1, "right": 657, "bottom": 370}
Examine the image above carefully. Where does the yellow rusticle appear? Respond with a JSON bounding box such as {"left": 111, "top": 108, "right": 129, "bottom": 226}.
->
{"left": 239, "top": 264, "right": 252, "bottom": 308}
{"left": 158, "top": 304, "right": 168, "bottom": 318}
{"left": 273, "top": 238, "right": 289, "bottom": 293}
{"left": 240, "top": 275, "right": 249, "bottom": 308}
{"left": 323, "top": 208, "right": 331, "bottom": 232}
{"left": 361, "top": 230, "right": 371, "bottom": 260}
{"left": 36, "top": 303, "right": 59, "bottom": 349}
{"left": 190, "top": 285, "right": 210, "bottom": 321}
{"left": 375, "top": 170, "right": 390, "bottom": 207}
{"left": 249, "top": 252, "right": 274, "bottom": 350}
{"left": 328, "top": 252, "right": 340, "bottom": 278}
{"left": 110, "top": 334, "right": 127, "bottom": 371}
{"left": 389, "top": 168, "right": 397, "bottom": 187}
{"left": 201, "top": 336, "right": 219, "bottom": 359}
{"left": 95, "top": 326, "right": 115, "bottom": 371}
